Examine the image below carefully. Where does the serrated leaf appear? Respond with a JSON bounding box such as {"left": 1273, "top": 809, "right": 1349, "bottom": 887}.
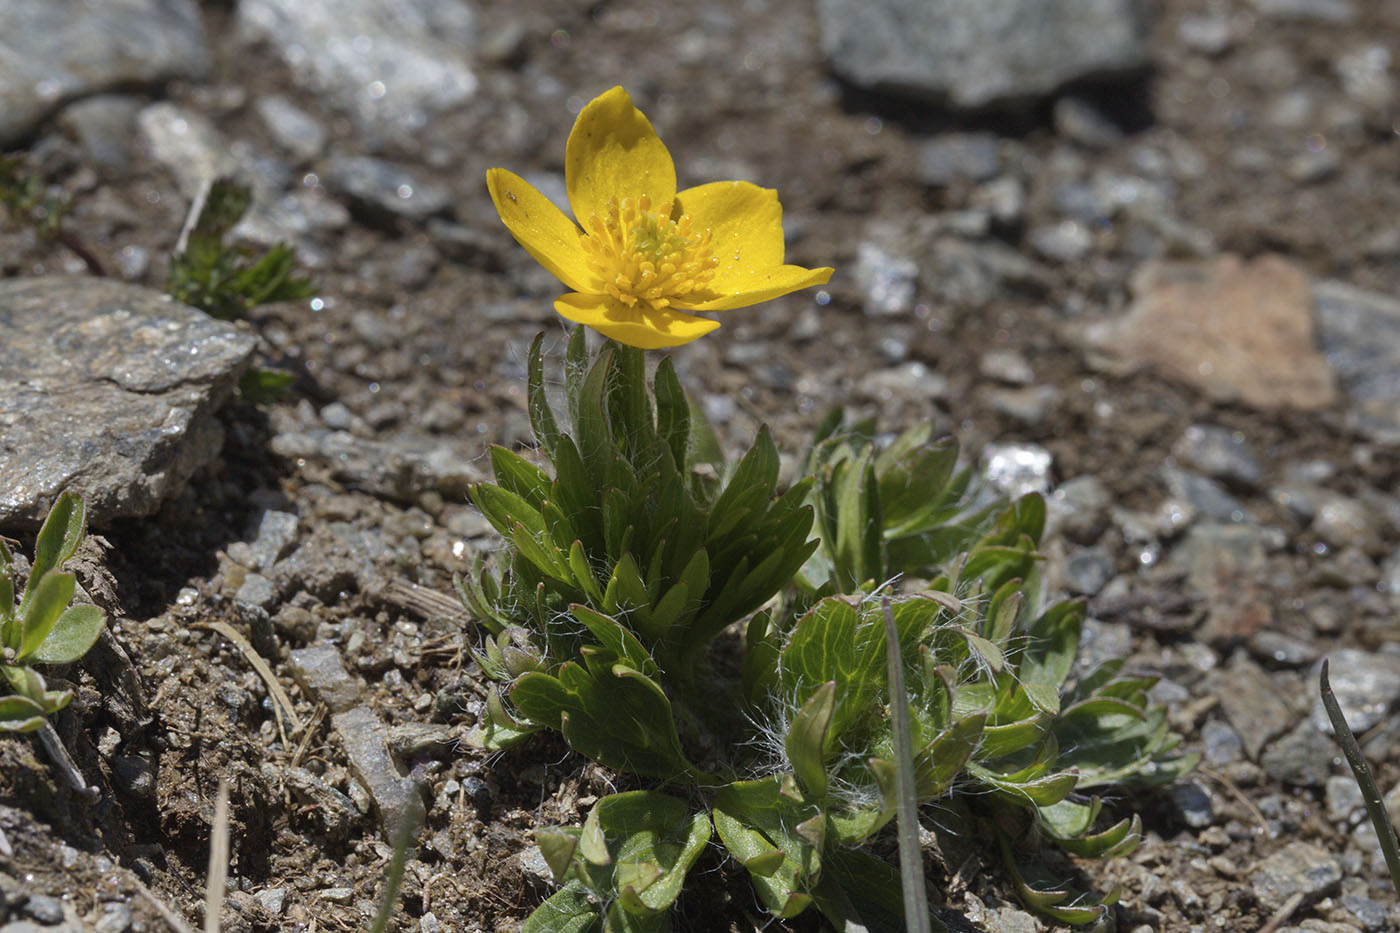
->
{"left": 32, "top": 603, "right": 103, "bottom": 665}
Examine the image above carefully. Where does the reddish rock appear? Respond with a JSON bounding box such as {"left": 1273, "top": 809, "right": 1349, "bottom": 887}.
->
{"left": 1084, "top": 254, "right": 1337, "bottom": 410}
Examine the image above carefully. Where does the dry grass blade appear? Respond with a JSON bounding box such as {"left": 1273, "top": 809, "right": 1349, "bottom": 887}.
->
{"left": 196, "top": 621, "right": 304, "bottom": 740}
{"left": 205, "top": 778, "right": 230, "bottom": 933}
{"left": 1320, "top": 658, "right": 1400, "bottom": 897}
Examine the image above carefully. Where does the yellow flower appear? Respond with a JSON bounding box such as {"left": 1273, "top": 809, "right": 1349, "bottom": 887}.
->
{"left": 487, "top": 87, "right": 833, "bottom": 349}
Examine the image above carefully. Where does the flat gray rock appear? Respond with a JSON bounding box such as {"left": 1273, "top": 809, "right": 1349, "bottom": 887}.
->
{"left": 1314, "top": 280, "right": 1400, "bottom": 444}
{"left": 237, "top": 0, "right": 477, "bottom": 141}
{"left": 0, "top": 0, "right": 208, "bottom": 145}
{"left": 817, "top": 0, "right": 1151, "bottom": 109}
{"left": 0, "top": 277, "right": 255, "bottom": 527}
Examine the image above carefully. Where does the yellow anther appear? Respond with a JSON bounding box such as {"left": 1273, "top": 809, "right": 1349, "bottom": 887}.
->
{"left": 582, "top": 196, "right": 718, "bottom": 311}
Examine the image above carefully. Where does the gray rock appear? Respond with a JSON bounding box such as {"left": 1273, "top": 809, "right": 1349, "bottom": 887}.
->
{"left": 1325, "top": 775, "right": 1364, "bottom": 822}
{"left": 333, "top": 705, "right": 426, "bottom": 839}
{"left": 94, "top": 903, "right": 133, "bottom": 933}
{"left": 0, "top": 0, "right": 208, "bottom": 145}
{"left": 518, "top": 845, "right": 554, "bottom": 884}
{"left": 1313, "top": 281, "right": 1400, "bottom": 444}
{"left": 269, "top": 427, "right": 484, "bottom": 502}
{"left": 985, "top": 385, "right": 1058, "bottom": 426}
{"left": 1249, "top": 0, "right": 1354, "bottom": 22}
{"left": 1341, "top": 894, "right": 1388, "bottom": 931}
{"left": 1171, "top": 424, "right": 1263, "bottom": 490}
{"left": 856, "top": 361, "right": 949, "bottom": 403}
{"left": 57, "top": 95, "right": 144, "bottom": 171}
{"left": 1063, "top": 547, "right": 1115, "bottom": 596}
{"left": 255, "top": 888, "right": 287, "bottom": 915}
{"left": 1212, "top": 655, "right": 1293, "bottom": 760}
{"left": 1250, "top": 630, "right": 1317, "bottom": 668}
{"left": 1201, "top": 718, "right": 1244, "bottom": 765}
{"left": 817, "top": 0, "right": 1150, "bottom": 110}
{"left": 1311, "top": 493, "right": 1376, "bottom": 551}
{"left": 973, "top": 176, "right": 1026, "bottom": 226}
{"left": 1249, "top": 841, "right": 1341, "bottom": 911}
{"left": 1168, "top": 779, "right": 1215, "bottom": 828}
{"left": 1028, "top": 220, "right": 1093, "bottom": 263}
{"left": 288, "top": 644, "right": 364, "bottom": 713}
{"left": 1260, "top": 721, "right": 1335, "bottom": 787}
{"left": 22, "top": 896, "right": 64, "bottom": 924}
{"left": 234, "top": 573, "right": 277, "bottom": 612}
{"left": 1161, "top": 466, "right": 1247, "bottom": 522}
{"left": 916, "top": 133, "right": 1001, "bottom": 185}
{"left": 255, "top": 95, "right": 328, "bottom": 163}
{"left": 324, "top": 154, "right": 452, "bottom": 220}
{"left": 1382, "top": 548, "right": 1400, "bottom": 596}
{"left": 981, "top": 443, "right": 1053, "bottom": 499}
{"left": 979, "top": 350, "right": 1034, "bottom": 385}
{"left": 237, "top": 0, "right": 477, "bottom": 140}
{"left": 138, "top": 102, "right": 234, "bottom": 197}
{"left": 1313, "top": 649, "right": 1400, "bottom": 734}
{"left": 1053, "top": 97, "right": 1123, "bottom": 149}
{"left": 228, "top": 510, "right": 300, "bottom": 572}
{"left": 1047, "top": 475, "right": 1112, "bottom": 543}
{"left": 276, "top": 764, "right": 359, "bottom": 840}
{"left": 1287, "top": 147, "right": 1341, "bottom": 185}
{"left": 0, "top": 277, "right": 255, "bottom": 527}
{"left": 1178, "top": 14, "right": 1232, "bottom": 55}
{"left": 854, "top": 242, "right": 918, "bottom": 316}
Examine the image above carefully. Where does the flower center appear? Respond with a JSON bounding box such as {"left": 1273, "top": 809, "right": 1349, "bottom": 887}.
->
{"left": 581, "top": 195, "right": 718, "bottom": 310}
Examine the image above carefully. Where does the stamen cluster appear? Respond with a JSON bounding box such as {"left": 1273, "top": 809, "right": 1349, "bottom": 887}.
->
{"left": 581, "top": 195, "right": 718, "bottom": 310}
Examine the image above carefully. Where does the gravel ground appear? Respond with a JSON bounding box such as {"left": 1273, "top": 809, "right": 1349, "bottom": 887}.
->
{"left": 1, "top": 0, "right": 1399, "bottom": 930}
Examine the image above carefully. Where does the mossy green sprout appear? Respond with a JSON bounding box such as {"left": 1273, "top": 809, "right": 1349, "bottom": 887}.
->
{"left": 0, "top": 493, "right": 106, "bottom": 732}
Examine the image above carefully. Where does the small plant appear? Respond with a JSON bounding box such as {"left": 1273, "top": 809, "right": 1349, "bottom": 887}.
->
{"left": 0, "top": 493, "right": 106, "bottom": 732}
{"left": 466, "top": 87, "right": 1193, "bottom": 931}
{"left": 0, "top": 153, "right": 104, "bottom": 275}
{"left": 458, "top": 334, "right": 1193, "bottom": 930}
{"left": 167, "top": 177, "right": 316, "bottom": 322}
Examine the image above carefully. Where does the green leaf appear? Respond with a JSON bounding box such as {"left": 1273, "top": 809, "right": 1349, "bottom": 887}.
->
{"left": 0, "top": 694, "right": 48, "bottom": 732}
{"left": 591, "top": 791, "right": 711, "bottom": 915}
{"left": 527, "top": 333, "right": 563, "bottom": 458}
{"left": 569, "top": 605, "right": 657, "bottom": 679}
{"left": 538, "top": 827, "right": 583, "bottom": 881}
{"left": 0, "top": 537, "right": 13, "bottom": 626}
{"left": 20, "top": 492, "right": 84, "bottom": 619}
{"left": 711, "top": 779, "right": 820, "bottom": 920}
{"left": 510, "top": 663, "right": 695, "bottom": 780}
{"left": 787, "top": 682, "right": 836, "bottom": 799}
{"left": 1051, "top": 814, "right": 1142, "bottom": 859}
{"left": 19, "top": 572, "right": 75, "bottom": 661}
{"left": 522, "top": 882, "right": 600, "bottom": 933}
{"left": 913, "top": 713, "right": 985, "bottom": 800}
{"left": 31, "top": 603, "right": 103, "bottom": 665}
{"left": 238, "top": 366, "right": 297, "bottom": 403}
{"left": 652, "top": 358, "right": 690, "bottom": 471}
{"left": 1018, "top": 600, "right": 1084, "bottom": 692}
{"left": 490, "top": 446, "right": 553, "bottom": 508}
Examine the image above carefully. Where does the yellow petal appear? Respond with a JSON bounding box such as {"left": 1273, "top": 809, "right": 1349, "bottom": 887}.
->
{"left": 554, "top": 293, "right": 720, "bottom": 350}
{"left": 673, "top": 181, "right": 833, "bottom": 311}
{"left": 673, "top": 264, "right": 834, "bottom": 312}
{"left": 487, "top": 168, "right": 594, "bottom": 293}
{"left": 565, "top": 87, "right": 676, "bottom": 225}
